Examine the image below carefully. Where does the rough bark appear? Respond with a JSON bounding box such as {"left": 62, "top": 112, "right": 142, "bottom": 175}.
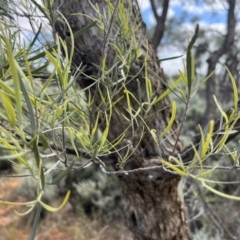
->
{"left": 53, "top": 0, "right": 190, "bottom": 239}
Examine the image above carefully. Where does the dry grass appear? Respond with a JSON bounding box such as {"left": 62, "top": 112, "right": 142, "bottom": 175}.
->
{"left": 0, "top": 175, "right": 132, "bottom": 240}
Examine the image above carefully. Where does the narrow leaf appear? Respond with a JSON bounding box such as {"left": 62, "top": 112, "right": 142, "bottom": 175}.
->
{"left": 49, "top": 161, "right": 74, "bottom": 185}
{"left": 27, "top": 21, "right": 98, "bottom": 62}
{"left": 186, "top": 24, "right": 199, "bottom": 93}
{"left": 40, "top": 190, "right": 71, "bottom": 212}
{"left": 29, "top": 203, "right": 42, "bottom": 240}
{"left": 202, "top": 181, "right": 240, "bottom": 200}
{"left": 161, "top": 159, "right": 187, "bottom": 176}
{"left": 225, "top": 66, "right": 238, "bottom": 110}
{"left": 0, "top": 91, "right": 16, "bottom": 127}
{"left": 19, "top": 78, "right": 36, "bottom": 131}
{"left": 160, "top": 101, "right": 177, "bottom": 137}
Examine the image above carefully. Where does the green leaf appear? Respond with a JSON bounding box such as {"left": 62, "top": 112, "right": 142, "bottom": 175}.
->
{"left": 39, "top": 134, "right": 49, "bottom": 150}
{"left": 48, "top": 161, "right": 75, "bottom": 185}
{"left": 55, "top": 75, "right": 79, "bottom": 103}
{"left": 201, "top": 120, "right": 214, "bottom": 157}
{"left": 225, "top": 66, "right": 238, "bottom": 110}
{"left": 196, "top": 164, "right": 219, "bottom": 178}
{"left": 31, "top": 0, "right": 51, "bottom": 21}
{"left": 19, "top": 77, "right": 36, "bottom": 131}
{"left": 28, "top": 23, "right": 42, "bottom": 51}
{"left": 0, "top": 129, "right": 30, "bottom": 168}
{"left": 146, "top": 55, "right": 183, "bottom": 63}
{"left": 99, "top": 112, "right": 110, "bottom": 150}
{"left": 46, "top": 0, "right": 54, "bottom": 22}
{"left": 27, "top": 21, "right": 98, "bottom": 62}
{"left": 30, "top": 63, "right": 49, "bottom": 75}
{"left": 152, "top": 75, "right": 183, "bottom": 105}
{"left": 29, "top": 203, "right": 42, "bottom": 240}
{"left": 161, "top": 159, "right": 187, "bottom": 176}
{"left": 0, "top": 79, "right": 15, "bottom": 96}
{"left": 160, "top": 101, "right": 177, "bottom": 137}
{"left": 32, "top": 137, "right": 45, "bottom": 189}
{"left": 40, "top": 190, "right": 71, "bottom": 212}
{"left": 0, "top": 91, "right": 16, "bottom": 127}
{"left": 213, "top": 95, "right": 228, "bottom": 123}
{"left": 2, "top": 35, "right": 22, "bottom": 129}
{"left": 202, "top": 181, "right": 240, "bottom": 200}
{"left": 186, "top": 24, "right": 199, "bottom": 93}
{"left": 168, "top": 155, "right": 185, "bottom": 171}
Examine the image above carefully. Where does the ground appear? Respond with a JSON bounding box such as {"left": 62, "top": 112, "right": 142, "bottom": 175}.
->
{"left": 0, "top": 175, "right": 132, "bottom": 240}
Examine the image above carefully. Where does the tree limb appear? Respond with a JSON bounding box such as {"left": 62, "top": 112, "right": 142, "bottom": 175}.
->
{"left": 149, "top": 0, "right": 159, "bottom": 21}
{"left": 150, "top": 0, "right": 169, "bottom": 51}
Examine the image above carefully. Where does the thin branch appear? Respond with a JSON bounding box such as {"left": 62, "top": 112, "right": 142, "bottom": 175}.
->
{"left": 44, "top": 159, "right": 61, "bottom": 175}
{"left": 194, "top": 165, "right": 240, "bottom": 171}
{"left": 187, "top": 207, "right": 204, "bottom": 223}
{"left": 173, "top": 95, "right": 190, "bottom": 154}
{"left": 1, "top": 101, "right": 240, "bottom": 177}
{"left": 99, "top": 163, "right": 163, "bottom": 175}
{"left": 2, "top": 101, "right": 240, "bottom": 176}
{"left": 197, "top": 184, "right": 237, "bottom": 240}
{"left": 102, "top": 0, "right": 121, "bottom": 57}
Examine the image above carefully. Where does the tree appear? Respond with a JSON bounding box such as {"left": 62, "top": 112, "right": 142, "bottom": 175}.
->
{"left": 1, "top": 0, "right": 240, "bottom": 239}
{"left": 148, "top": 0, "right": 238, "bottom": 125}
{"left": 52, "top": 0, "right": 191, "bottom": 239}
{"left": 54, "top": 1, "right": 189, "bottom": 239}
{"left": 51, "top": 0, "right": 240, "bottom": 239}
{"left": 147, "top": 2, "right": 240, "bottom": 236}
{"left": 149, "top": 0, "right": 169, "bottom": 51}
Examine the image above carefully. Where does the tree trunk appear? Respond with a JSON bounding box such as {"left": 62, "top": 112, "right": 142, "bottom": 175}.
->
{"left": 53, "top": 0, "right": 190, "bottom": 239}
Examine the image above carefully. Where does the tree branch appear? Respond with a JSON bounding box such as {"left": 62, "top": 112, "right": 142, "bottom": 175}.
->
{"left": 150, "top": 0, "right": 169, "bottom": 50}
{"left": 149, "top": 0, "right": 159, "bottom": 21}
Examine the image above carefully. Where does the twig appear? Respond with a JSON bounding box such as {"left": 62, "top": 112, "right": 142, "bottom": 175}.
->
{"left": 98, "top": 162, "right": 170, "bottom": 175}
{"left": 187, "top": 207, "right": 204, "bottom": 223}
{"left": 102, "top": 0, "right": 121, "bottom": 58}
{"left": 197, "top": 183, "right": 237, "bottom": 239}
{"left": 194, "top": 165, "right": 240, "bottom": 170}
{"left": 44, "top": 159, "right": 61, "bottom": 175}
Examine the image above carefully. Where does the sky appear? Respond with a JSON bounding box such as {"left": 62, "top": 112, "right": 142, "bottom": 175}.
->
{"left": 138, "top": 0, "right": 228, "bottom": 28}
{"left": 137, "top": 0, "right": 239, "bottom": 75}
{"left": 15, "top": 0, "right": 239, "bottom": 75}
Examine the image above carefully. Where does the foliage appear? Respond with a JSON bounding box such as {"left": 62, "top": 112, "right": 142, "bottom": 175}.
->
{"left": 0, "top": 0, "right": 240, "bottom": 239}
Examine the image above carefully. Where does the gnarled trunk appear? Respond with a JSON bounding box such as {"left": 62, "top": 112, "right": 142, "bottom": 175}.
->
{"left": 53, "top": 0, "right": 190, "bottom": 239}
